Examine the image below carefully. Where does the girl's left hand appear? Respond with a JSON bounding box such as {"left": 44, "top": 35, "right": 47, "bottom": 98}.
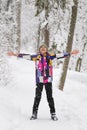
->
{"left": 70, "top": 50, "right": 79, "bottom": 55}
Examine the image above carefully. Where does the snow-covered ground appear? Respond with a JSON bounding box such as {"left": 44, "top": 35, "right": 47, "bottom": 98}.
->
{"left": 0, "top": 57, "right": 87, "bottom": 130}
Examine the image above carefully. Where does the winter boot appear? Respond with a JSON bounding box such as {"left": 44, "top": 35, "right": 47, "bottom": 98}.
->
{"left": 51, "top": 113, "right": 58, "bottom": 121}
{"left": 30, "top": 112, "right": 37, "bottom": 120}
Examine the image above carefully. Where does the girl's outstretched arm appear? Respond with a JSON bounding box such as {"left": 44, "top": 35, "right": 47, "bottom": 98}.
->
{"left": 56, "top": 50, "right": 79, "bottom": 59}
{"left": 7, "top": 52, "right": 31, "bottom": 60}
{"left": 7, "top": 52, "right": 38, "bottom": 60}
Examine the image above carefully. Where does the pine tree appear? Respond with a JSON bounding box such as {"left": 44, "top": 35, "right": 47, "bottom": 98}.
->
{"left": 35, "top": 0, "right": 67, "bottom": 48}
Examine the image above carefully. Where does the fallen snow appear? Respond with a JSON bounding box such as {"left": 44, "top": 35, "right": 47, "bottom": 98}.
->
{"left": 0, "top": 57, "right": 87, "bottom": 130}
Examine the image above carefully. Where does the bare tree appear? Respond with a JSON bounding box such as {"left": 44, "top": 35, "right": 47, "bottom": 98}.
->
{"left": 58, "top": 0, "right": 78, "bottom": 91}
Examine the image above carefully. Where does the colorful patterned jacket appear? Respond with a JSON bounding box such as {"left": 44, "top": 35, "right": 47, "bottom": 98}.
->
{"left": 18, "top": 52, "right": 70, "bottom": 84}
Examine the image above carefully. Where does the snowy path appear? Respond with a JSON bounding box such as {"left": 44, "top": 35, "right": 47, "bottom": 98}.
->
{"left": 0, "top": 58, "right": 87, "bottom": 130}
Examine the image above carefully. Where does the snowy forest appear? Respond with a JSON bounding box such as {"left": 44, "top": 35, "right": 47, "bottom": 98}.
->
{"left": 0, "top": 0, "right": 87, "bottom": 86}
{"left": 0, "top": 0, "right": 87, "bottom": 130}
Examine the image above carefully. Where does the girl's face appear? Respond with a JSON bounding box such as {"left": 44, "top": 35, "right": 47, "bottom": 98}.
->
{"left": 39, "top": 46, "right": 47, "bottom": 55}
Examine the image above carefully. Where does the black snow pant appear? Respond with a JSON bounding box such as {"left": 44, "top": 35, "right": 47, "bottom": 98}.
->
{"left": 32, "top": 83, "right": 56, "bottom": 115}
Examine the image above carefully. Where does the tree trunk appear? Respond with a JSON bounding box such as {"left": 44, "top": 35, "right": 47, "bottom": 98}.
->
{"left": 35, "top": 0, "right": 50, "bottom": 48}
{"left": 15, "top": 0, "right": 21, "bottom": 53}
{"left": 37, "top": 20, "right": 41, "bottom": 52}
{"left": 58, "top": 0, "right": 78, "bottom": 91}
{"left": 44, "top": 23, "right": 49, "bottom": 47}
{"left": 75, "top": 57, "right": 82, "bottom": 72}
{"left": 44, "top": 0, "right": 49, "bottom": 47}
{"left": 75, "top": 43, "right": 87, "bottom": 72}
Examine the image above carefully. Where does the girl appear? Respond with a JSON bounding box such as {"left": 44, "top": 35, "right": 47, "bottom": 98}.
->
{"left": 8, "top": 44, "right": 79, "bottom": 121}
